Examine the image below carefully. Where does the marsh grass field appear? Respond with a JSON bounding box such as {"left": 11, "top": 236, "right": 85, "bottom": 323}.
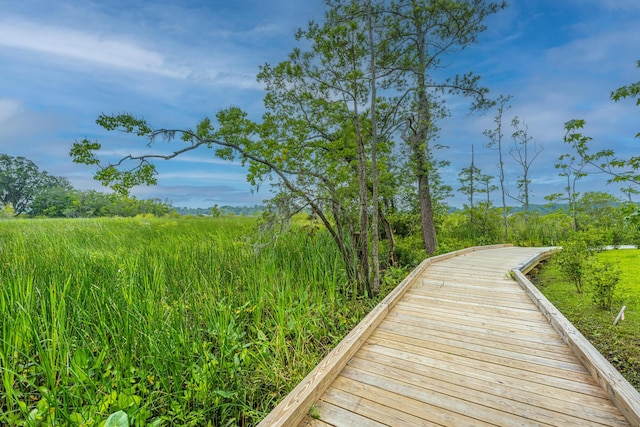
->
{"left": 0, "top": 216, "right": 382, "bottom": 426}
{"left": 535, "top": 249, "right": 640, "bottom": 390}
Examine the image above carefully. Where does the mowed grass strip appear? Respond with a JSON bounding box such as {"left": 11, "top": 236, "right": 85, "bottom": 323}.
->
{"left": 0, "top": 216, "right": 377, "bottom": 426}
{"left": 535, "top": 249, "right": 640, "bottom": 390}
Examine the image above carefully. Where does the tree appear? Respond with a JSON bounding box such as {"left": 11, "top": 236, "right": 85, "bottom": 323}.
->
{"left": 30, "top": 179, "right": 75, "bottom": 217}
{"left": 484, "top": 94, "right": 511, "bottom": 239}
{"left": 458, "top": 145, "right": 496, "bottom": 240}
{"left": 553, "top": 153, "right": 586, "bottom": 231}
{"left": 458, "top": 145, "right": 480, "bottom": 210}
{"left": 70, "top": 0, "right": 505, "bottom": 291}
{"left": 72, "top": 2, "right": 389, "bottom": 293}
{"left": 564, "top": 60, "right": 640, "bottom": 187}
{"left": 576, "top": 191, "right": 620, "bottom": 230}
{"left": 256, "top": 0, "right": 392, "bottom": 294}
{"left": 384, "top": 0, "right": 506, "bottom": 254}
{"left": 478, "top": 171, "right": 498, "bottom": 235}
{"left": 621, "top": 186, "right": 639, "bottom": 202}
{"left": 0, "top": 154, "right": 67, "bottom": 215}
{"left": 366, "top": 0, "right": 382, "bottom": 293}
{"left": 508, "top": 117, "right": 543, "bottom": 225}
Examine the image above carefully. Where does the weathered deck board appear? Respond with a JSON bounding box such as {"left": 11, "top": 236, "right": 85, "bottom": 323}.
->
{"left": 259, "top": 246, "right": 640, "bottom": 426}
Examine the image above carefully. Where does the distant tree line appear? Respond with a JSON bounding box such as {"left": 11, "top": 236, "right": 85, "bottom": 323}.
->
{"left": 0, "top": 154, "right": 171, "bottom": 218}
{"left": 173, "top": 205, "right": 264, "bottom": 216}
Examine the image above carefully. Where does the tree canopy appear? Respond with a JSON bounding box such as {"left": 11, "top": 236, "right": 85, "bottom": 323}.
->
{"left": 70, "top": 0, "right": 507, "bottom": 294}
{"left": 0, "top": 154, "right": 68, "bottom": 215}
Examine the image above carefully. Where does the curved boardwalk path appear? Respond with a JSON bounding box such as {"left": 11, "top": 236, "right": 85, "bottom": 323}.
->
{"left": 259, "top": 246, "right": 640, "bottom": 427}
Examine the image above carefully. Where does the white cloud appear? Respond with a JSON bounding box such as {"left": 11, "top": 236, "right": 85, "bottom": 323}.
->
{"left": 0, "top": 18, "right": 189, "bottom": 78}
{"left": 0, "top": 98, "right": 65, "bottom": 146}
{"left": 577, "top": 0, "right": 640, "bottom": 11}
{"left": 0, "top": 98, "right": 23, "bottom": 121}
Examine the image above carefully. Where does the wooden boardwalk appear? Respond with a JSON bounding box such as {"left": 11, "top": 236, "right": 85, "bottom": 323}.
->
{"left": 259, "top": 246, "right": 640, "bottom": 426}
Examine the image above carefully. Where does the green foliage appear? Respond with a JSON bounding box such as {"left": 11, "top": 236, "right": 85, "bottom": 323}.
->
{"left": 0, "top": 203, "right": 15, "bottom": 219}
{"left": 0, "top": 217, "right": 381, "bottom": 425}
{"left": 387, "top": 212, "right": 421, "bottom": 238}
{"left": 564, "top": 59, "right": 640, "bottom": 185}
{"left": 28, "top": 190, "right": 172, "bottom": 219}
{"left": 573, "top": 192, "right": 638, "bottom": 247}
{"left": 438, "top": 208, "right": 502, "bottom": 247}
{"left": 0, "top": 154, "right": 69, "bottom": 215}
{"left": 583, "top": 258, "right": 621, "bottom": 310}
{"left": 210, "top": 204, "right": 222, "bottom": 218}
{"left": 555, "top": 233, "right": 591, "bottom": 293}
{"left": 105, "top": 411, "right": 129, "bottom": 427}
{"left": 68, "top": 139, "right": 101, "bottom": 166}
{"left": 394, "top": 234, "right": 429, "bottom": 267}
{"left": 610, "top": 59, "right": 640, "bottom": 111}
{"left": 535, "top": 249, "right": 640, "bottom": 389}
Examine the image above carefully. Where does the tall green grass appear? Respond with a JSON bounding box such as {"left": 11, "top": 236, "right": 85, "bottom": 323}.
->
{"left": 0, "top": 217, "right": 377, "bottom": 426}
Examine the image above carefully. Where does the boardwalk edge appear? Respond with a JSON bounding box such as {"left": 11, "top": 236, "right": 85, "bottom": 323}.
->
{"left": 512, "top": 248, "right": 640, "bottom": 426}
{"left": 257, "top": 244, "right": 513, "bottom": 426}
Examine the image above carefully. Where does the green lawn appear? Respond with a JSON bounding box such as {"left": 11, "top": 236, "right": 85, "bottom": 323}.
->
{"left": 534, "top": 249, "right": 640, "bottom": 390}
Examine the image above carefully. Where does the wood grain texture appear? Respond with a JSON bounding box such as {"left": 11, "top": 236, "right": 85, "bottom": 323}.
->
{"left": 258, "top": 246, "right": 639, "bottom": 426}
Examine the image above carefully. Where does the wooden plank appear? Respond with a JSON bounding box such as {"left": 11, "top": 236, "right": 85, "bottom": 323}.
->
{"left": 401, "top": 292, "right": 543, "bottom": 318}
{"left": 259, "top": 245, "right": 501, "bottom": 426}
{"left": 321, "top": 386, "right": 445, "bottom": 426}
{"left": 356, "top": 343, "right": 616, "bottom": 412}
{"left": 377, "top": 321, "right": 584, "bottom": 372}
{"left": 425, "top": 265, "right": 511, "bottom": 277}
{"left": 366, "top": 332, "right": 606, "bottom": 396}
{"left": 378, "top": 318, "right": 581, "bottom": 364}
{"left": 345, "top": 358, "right": 629, "bottom": 426}
{"left": 309, "top": 401, "right": 386, "bottom": 427}
{"left": 298, "top": 417, "right": 335, "bottom": 427}
{"left": 512, "top": 267, "right": 640, "bottom": 426}
{"left": 415, "top": 277, "right": 527, "bottom": 293}
{"left": 353, "top": 351, "right": 629, "bottom": 426}
{"left": 382, "top": 312, "right": 571, "bottom": 357}
{"left": 330, "top": 376, "right": 495, "bottom": 426}
{"left": 388, "top": 309, "right": 567, "bottom": 345}
{"left": 409, "top": 285, "right": 538, "bottom": 306}
{"left": 393, "top": 301, "right": 557, "bottom": 335}
{"left": 398, "top": 298, "right": 552, "bottom": 329}
{"left": 339, "top": 365, "right": 567, "bottom": 426}
{"left": 372, "top": 328, "right": 592, "bottom": 381}
{"left": 398, "top": 296, "right": 545, "bottom": 322}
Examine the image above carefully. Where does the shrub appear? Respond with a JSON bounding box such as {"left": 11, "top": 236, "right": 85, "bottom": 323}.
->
{"left": 394, "top": 234, "right": 429, "bottom": 267}
{"left": 583, "top": 258, "right": 621, "bottom": 310}
{"left": 387, "top": 212, "right": 421, "bottom": 238}
{"left": 555, "top": 233, "right": 591, "bottom": 293}
{"left": 0, "top": 203, "right": 15, "bottom": 219}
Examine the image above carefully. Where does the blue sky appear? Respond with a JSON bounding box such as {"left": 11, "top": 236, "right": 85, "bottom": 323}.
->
{"left": 1, "top": 0, "right": 639, "bottom": 208}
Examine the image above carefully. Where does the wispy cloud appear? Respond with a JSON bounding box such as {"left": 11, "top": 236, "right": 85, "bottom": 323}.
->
{"left": 0, "top": 98, "right": 23, "bottom": 123}
{"left": 578, "top": 0, "right": 640, "bottom": 11}
{"left": 0, "top": 18, "right": 189, "bottom": 78}
{"left": 0, "top": 98, "right": 65, "bottom": 145}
